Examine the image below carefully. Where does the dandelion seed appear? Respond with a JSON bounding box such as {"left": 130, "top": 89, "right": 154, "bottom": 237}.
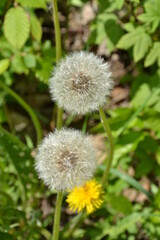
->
{"left": 49, "top": 51, "right": 113, "bottom": 115}
{"left": 35, "top": 129, "right": 96, "bottom": 191}
{"left": 66, "top": 179, "right": 104, "bottom": 214}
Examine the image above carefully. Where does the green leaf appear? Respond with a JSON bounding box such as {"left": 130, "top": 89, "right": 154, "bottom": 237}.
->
{"left": 0, "top": 0, "right": 7, "bottom": 13}
{"left": 117, "top": 27, "right": 143, "bottom": 50}
{"left": 135, "top": 156, "right": 154, "bottom": 177}
{"left": 108, "top": 194, "right": 132, "bottom": 214}
{"left": 145, "top": 42, "right": 160, "bottom": 67}
{"left": 131, "top": 83, "right": 151, "bottom": 107}
{"left": 123, "top": 22, "right": 135, "bottom": 32}
{"left": 110, "top": 168, "right": 153, "bottom": 200}
{"left": 156, "top": 148, "right": 160, "bottom": 164}
{"left": 94, "top": 212, "right": 150, "bottom": 239}
{"left": 130, "top": 0, "right": 140, "bottom": 2}
{"left": 131, "top": 82, "right": 160, "bottom": 113}
{"left": 0, "top": 125, "right": 36, "bottom": 200}
{"left": 133, "top": 32, "right": 152, "bottom": 62}
{"left": 24, "top": 53, "right": 36, "bottom": 68}
{"left": 4, "top": 7, "right": 30, "bottom": 49}
{"left": 0, "top": 59, "right": 10, "bottom": 74}
{"left": 0, "top": 191, "right": 14, "bottom": 207}
{"left": 98, "top": 166, "right": 153, "bottom": 200}
{"left": 0, "top": 206, "right": 25, "bottom": 229}
{"left": 35, "top": 58, "right": 52, "bottom": 83}
{"left": 68, "top": 0, "right": 84, "bottom": 7}
{"left": 138, "top": 0, "right": 160, "bottom": 32}
{"left": 155, "top": 190, "right": 160, "bottom": 208}
{"left": 89, "top": 13, "right": 123, "bottom": 53}
{"left": 30, "top": 14, "right": 42, "bottom": 41}
{"left": 0, "top": 231, "right": 13, "bottom": 240}
{"left": 117, "top": 27, "right": 151, "bottom": 62}
{"left": 144, "top": 114, "right": 160, "bottom": 138}
{"left": 11, "top": 54, "right": 29, "bottom": 74}
{"left": 115, "top": 0, "right": 124, "bottom": 9}
{"left": 16, "top": 0, "right": 47, "bottom": 9}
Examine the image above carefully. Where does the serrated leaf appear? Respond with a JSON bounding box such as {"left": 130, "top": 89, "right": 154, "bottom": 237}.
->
{"left": 117, "top": 27, "right": 143, "bottom": 49}
{"left": 30, "top": 14, "right": 42, "bottom": 41}
{"left": 16, "top": 0, "right": 47, "bottom": 9}
{"left": 133, "top": 33, "right": 152, "bottom": 62}
{"left": 0, "top": 59, "right": 10, "bottom": 74}
{"left": 94, "top": 212, "right": 150, "bottom": 240}
{"left": 145, "top": 42, "right": 160, "bottom": 67}
{"left": 117, "top": 27, "right": 151, "bottom": 62}
{"left": 138, "top": 0, "right": 160, "bottom": 32}
{"left": 35, "top": 58, "right": 52, "bottom": 83}
{"left": 4, "top": 7, "right": 30, "bottom": 49}
{"left": 89, "top": 13, "right": 123, "bottom": 53}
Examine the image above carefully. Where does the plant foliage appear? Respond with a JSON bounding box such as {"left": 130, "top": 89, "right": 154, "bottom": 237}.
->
{"left": 0, "top": 0, "right": 160, "bottom": 239}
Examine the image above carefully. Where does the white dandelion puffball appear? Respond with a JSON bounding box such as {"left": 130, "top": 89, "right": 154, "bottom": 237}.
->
{"left": 35, "top": 129, "right": 97, "bottom": 191}
{"left": 49, "top": 51, "right": 113, "bottom": 115}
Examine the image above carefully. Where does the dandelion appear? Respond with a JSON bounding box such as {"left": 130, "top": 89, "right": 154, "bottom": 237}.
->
{"left": 35, "top": 129, "right": 96, "bottom": 191}
{"left": 49, "top": 51, "right": 113, "bottom": 115}
{"left": 66, "top": 179, "right": 104, "bottom": 214}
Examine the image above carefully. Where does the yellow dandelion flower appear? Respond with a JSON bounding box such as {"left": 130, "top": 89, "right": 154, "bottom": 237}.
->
{"left": 66, "top": 179, "right": 104, "bottom": 214}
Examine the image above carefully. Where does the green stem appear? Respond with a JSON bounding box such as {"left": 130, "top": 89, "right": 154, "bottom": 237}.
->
{"left": 0, "top": 80, "right": 42, "bottom": 144}
{"left": 52, "top": 0, "right": 61, "bottom": 63}
{"left": 99, "top": 107, "right": 114, "bottom": 188}
{"left": 51, "top": 1, "right": 63, "bottom": 240}
{"left": 56, "top": 106, "right": 63, "bottom": 130}
{"left": 52, "top": 0, "right": 63, "bottom": 128}
{"left": 52, "top": 192, "right": 63, "bottom": 240}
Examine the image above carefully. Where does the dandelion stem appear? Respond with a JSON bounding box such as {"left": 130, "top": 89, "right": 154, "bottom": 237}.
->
{"left": 56, "top": 106, "right": 63, "bottom": 130}
{"left": 52, "top": 191, "right": 63, "bottom": 240}
{"left": 52, "top": 0, "right": 63, "bottom": 127}
{"left": 52, "top": 0, "right": 61, "bottom": 62}
{"left": 99, "top": 107, "right": 114, "bottom": 187}
{"left": 52, "top": 1, "right": 63, "bottom": 239}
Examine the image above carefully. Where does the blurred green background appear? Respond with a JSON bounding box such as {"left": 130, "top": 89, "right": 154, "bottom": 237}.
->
{"left": 0, "top": 0, "right": 160, "bottom": 239}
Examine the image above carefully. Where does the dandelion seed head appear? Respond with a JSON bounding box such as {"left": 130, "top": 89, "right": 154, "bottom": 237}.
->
{"left": 35, "top": 129, "right": 97, "bottom": 191}
{"left": 49, "top": 51, "right": 113, "bottom": 115}
{"left": 66, "top": 179, "right": 104, "bottom": 214}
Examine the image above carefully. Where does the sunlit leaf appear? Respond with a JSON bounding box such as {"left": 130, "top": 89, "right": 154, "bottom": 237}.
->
{"left": 0, "top": 59, "right": 10, "bottom": 74}
{"left": 138, "top": 0, "right": 160, "bottom": 32}
{"left": 16, "top": 0, "right": 47, "bottom": 9}
{"left": 30, "top": 14, "right": 42, "bottom": 41}
{"left": 145, "top": 42, "right": 160, "bottom": 67}
{"left": 117, "top": 27, "right": 152, "bottom": 62}
{"left": 4, "top": 7, "right": 30, "bottom": 49}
